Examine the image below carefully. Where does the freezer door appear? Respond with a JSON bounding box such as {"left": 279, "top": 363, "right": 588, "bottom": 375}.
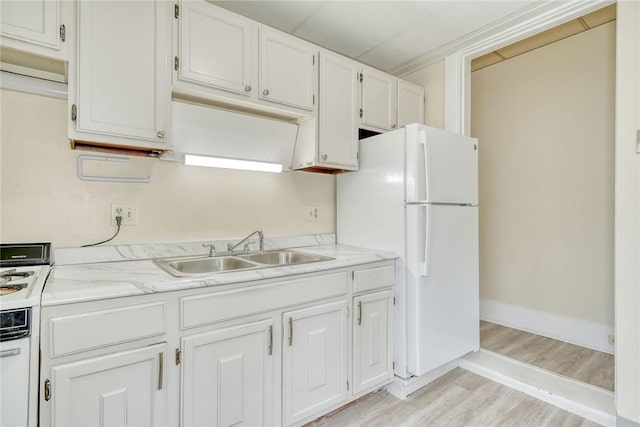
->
{"left": 405, "top": 125, "right": 478, "bottom": 204}
{"left": 405, "top": 204, "right": 479, "bottom": 376}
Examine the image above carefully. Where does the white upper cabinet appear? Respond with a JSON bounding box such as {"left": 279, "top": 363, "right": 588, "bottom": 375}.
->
{"left": 0, "top": 0, "right": 67, "bottom": 59}
{"left": 360, "top": 66, "right": 397, "bottom": 132}
{"left": 317, "top": 51, "right": 359, "bottom": 169}
{"left": 70, "top": 0, "right": 171, "bottom": 151}
{"left": 177, "top": 1, "right": 253, "bottom": 96}
{"left": 397, "top": 80, "right": 425, "bottom": 127}
{"left": 260, "top": 28, "right": 316, "bottom": 111}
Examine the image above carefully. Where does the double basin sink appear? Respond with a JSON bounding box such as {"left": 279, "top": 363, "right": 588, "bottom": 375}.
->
{"left": 154, "top": 249, "right": 334, "bottom": 277}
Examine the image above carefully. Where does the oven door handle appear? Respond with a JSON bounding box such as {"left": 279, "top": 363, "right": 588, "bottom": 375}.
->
{"left": 0, "top": 348, "right": 21, "bottom": 357}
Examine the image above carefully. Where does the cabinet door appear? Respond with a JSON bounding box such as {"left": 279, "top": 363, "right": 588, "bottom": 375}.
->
{"left": 398, "top": 80, "right": 425, "bottom": 127}
{"left": 0, "top": 0, "right": 65, "bottom": 57}
{"left": 73, "top": 0, "right": 169, "bottom": 143}
{"left": 361, "top": 66, "right": 397, "bottom": 131}
{"left": 283, "top": 301, "right": 348, "bottom": 425}
{"left": 181, "top": 319, "right": 275, "bottom": 427}
{"left": 353, "top": 290, "right": 394, "bottom": 395}
{"left": 318, "top": 51, "right": 359, "bottom": 168}
{"left": 50, "top": 343, "right": 166, "bottom": 427}
{"left": 260, "top": 28, "right": 316, "bottom": 111}
{"left": 178, "top": 1, "right": 253, "bottom": 96}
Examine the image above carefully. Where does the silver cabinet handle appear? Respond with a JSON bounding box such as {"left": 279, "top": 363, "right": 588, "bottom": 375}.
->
{"left": 357, "top": 301, "right": 362, "bottom": 326}
{"left": 391, "top": 124, "right": 397, "bottom": 129}
{"left": 156, "top": 131, "right": 165, "bottom": 139}
{"left": 157, "top": 352, "right": 164, "bottom": 390}
{"left": 321, "top": 154, "right": 328, "bottom": 161}
{"left": 288, "top": 317, "right": 293, "bottom": 346}
{"left": 0, "top": 348, "right": 20, "bottom": 357}
{"left": 263, "top": 89, "right": 270, "bottom": 96}
{"left": 268, "top": 325, "right": 273, "bottom": 355}
{"left": 245, "top": 85, "right": 251, "bottom": 92}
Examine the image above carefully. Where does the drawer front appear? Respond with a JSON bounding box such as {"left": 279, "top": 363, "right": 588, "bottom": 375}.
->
{"left": 353, "top": 265, "right": 394, "bottom": 294}
{"left": 181, "top": 272, "right": 348, "bottom": 330}
{"left": 49, "top": 302, "right": 166, "bottom": 358}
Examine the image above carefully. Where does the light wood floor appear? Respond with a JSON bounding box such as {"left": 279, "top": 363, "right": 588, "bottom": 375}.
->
{"left": 308, "top": 368, "right": 600, "bottom": 426}
{"left": 480, "top": 321, "right": 614, "bottom": 391}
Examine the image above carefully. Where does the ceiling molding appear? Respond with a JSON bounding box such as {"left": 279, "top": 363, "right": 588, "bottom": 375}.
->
{"left": 391, "top": 0, "right": 615, "bottom": 78}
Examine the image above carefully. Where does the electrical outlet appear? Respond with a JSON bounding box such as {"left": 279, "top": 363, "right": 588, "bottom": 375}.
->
{"left": 608, "top": 335, "right": 615, "bottom": 346}
{"left": 306, "top": 206, "right": 319, "bottom": 221}
{"left": 111, "top": 203, "right": 137, "bottom": 226}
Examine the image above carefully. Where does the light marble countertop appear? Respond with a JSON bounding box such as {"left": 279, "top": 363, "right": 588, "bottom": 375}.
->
{"left": 43, "top": 235, "right": 397, "bottom": 307}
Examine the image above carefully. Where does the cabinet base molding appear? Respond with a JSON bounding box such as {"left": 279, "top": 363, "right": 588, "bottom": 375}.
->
{"left": 386, "top": 360, "right": 457, "bottom": 400}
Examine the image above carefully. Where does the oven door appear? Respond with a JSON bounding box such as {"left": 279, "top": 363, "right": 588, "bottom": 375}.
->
{"left": 0, "top": 337, "right": 30, "bottom": 425}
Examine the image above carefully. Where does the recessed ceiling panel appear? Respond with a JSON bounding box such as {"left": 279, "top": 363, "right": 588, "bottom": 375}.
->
{"left": 210, "top": 1, "right": 324, "bottom": 33}
{"left": 293, "top": 1, "right": 430, "bottom": 58}
{"left": 358, "top": 1, "right": 537, "bottom": 71}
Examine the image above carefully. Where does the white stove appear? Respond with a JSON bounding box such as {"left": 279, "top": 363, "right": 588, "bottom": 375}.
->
{"left": 0, "top": 243, "right": 52, "bottom": 427}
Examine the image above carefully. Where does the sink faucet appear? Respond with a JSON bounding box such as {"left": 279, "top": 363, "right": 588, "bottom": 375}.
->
{"left": 227, "top": 230, "right": 264, "bottom": 253}
{"left": 202, "top": 243, "right": 216, "bottom": 257}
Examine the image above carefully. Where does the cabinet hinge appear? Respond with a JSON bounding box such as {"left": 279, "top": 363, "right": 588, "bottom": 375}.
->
{"left": 359, "top": 108, "right": 363, "bottom": 118}
{"left": 174, "top": 56, "right": 179, "bottom": 71}
{"left": 44, "top": 379, "right": 51, "bottom": 401}
{"left": 175, "top": 348, "right": 181, "bottom": 365}
{"left": 359, "top": 73, "right": 363, "bottom": 83}
{"left": 59, "top": 24, "right": 66, "bottom": 42}
{"left": 174, "top": 3, "right": 179, "bottom": 18}
{"left": 71, "top": 104, "right": 77, "bottom": 122}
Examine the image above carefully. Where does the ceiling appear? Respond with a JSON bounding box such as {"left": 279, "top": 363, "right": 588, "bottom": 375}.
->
{"left": 211, "top": 1, "right": 541, "bottom": 73}
{"left": 471, "top": 3, "right": 616, "bottom": 71}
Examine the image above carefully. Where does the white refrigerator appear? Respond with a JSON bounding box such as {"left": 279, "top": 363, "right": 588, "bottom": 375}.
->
{"left": 337, "top": 123, "right": 479, "bottom": 379}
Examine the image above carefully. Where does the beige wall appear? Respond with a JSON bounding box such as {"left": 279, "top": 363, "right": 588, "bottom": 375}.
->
{"left": 470, "top": 22, "right": 615, "bottom": 326}
{"left": 0, "top": 89, "right": 336, "bottom": 248}
{"left": 402, "top": 60, "right": 445, "bottom": 129}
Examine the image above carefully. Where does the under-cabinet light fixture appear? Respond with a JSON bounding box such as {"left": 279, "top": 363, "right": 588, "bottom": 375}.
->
{"left": 184, "top": 154, "right": 283, "bottom": 173}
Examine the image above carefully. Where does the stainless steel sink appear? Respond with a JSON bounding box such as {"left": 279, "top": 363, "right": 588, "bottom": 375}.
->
{"left": 154, "top": 250, "right": 334, "bottom": 277}
{"left": 237, "top": 250, "right": 332, "bottom": 265}
{"left": 162, "top": 256, "right": 258, "bottom": 275}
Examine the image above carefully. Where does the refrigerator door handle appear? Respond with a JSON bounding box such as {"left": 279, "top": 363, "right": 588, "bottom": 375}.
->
{"left": 421, "top": 204, "right": 431, "bottom": 276}
{"left": 418, "top": 131, "right": 429, "bottom": 203}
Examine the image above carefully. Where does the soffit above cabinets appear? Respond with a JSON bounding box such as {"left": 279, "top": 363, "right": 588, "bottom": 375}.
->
{"left": 210, "top": 1, "right": 539, "bottom": 73}
{"left": 471, "top": 4, "right": 616, "bottom": 72}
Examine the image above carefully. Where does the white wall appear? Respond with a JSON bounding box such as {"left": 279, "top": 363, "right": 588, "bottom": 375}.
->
{"left": 0, "top": 89, "right": 336, "bottom": 248}
{"left": 614, "top": 1, "right": 640, "bottom": 422}
{"left": 470, "top": 23, "right": 615, "bottom": 327}
{"left": 401, "top": 60, "right": 445, "bottom": 129}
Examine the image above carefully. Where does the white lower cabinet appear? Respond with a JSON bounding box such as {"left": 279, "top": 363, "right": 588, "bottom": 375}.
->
{"left": 50, "top": 343, "right": 166, "bottom": 427}
{"left": 41, "top": 262, "right": 395, "bottom": 427}
{"left": 283, "top": 301, "right": 348, "bottom": 426}
{"left": 181, "top": 319, "right": 275, "bottom": 427}
{"left": 353, "top": 290, "right": 394, "bottom": 394}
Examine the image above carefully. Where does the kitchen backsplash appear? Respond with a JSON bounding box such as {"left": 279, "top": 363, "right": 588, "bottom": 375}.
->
{"left": 0, "top": 90, "right": 336, "bottom": 248}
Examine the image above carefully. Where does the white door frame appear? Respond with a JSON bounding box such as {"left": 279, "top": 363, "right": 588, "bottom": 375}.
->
{"left": 444, "top": 0, "right": 640, "bottom": 422}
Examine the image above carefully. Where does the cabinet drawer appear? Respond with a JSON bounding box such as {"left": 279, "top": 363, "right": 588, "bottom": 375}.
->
{"left": 49, "top": 302, "right": 166, "bottom": 358}
{"left": 181, "top": 272, "right": 348, "bottom": 330}
{"left": 353, "top": 265, "right": 394, "bottom": 294}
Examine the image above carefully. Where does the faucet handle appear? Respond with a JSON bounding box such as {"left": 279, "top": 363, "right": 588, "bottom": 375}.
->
{"left": 202, "top": 243, "right": 216, "bottom": 257}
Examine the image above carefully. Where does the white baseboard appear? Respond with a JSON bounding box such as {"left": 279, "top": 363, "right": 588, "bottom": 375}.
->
{"left": 386, "top": 361, "right": 458, "bottom": 400}
{"left": 460, "top": 349, "right": 616, "bottom": 427}
{"left": 480, "top": 299, "right": 614, "bottom": 354}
